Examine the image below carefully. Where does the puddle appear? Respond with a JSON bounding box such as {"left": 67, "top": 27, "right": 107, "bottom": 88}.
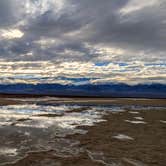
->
{"left": 129, "top": 111, "right": 140, "bottom": 114}
{"left": 134, "top": 117, "right": 144, "bottom": 120}
{"left": 129, "top": 106, "right": 165, "bottom": 111}
{"left": 160, "top": 120, "right": 166, "bottom": 124}
{"left": 0, "top": 101, "right": 165, "bottom": 165}
{"left": 0, "top": 104, "right": 117, "bottom": 164}
{"left": 0, "top": 148, "right": 18, "bottom": 157}
{"left": 112, "top": 134, "right": 134, "bottom": 141}
{"left": 125, "top": 120, "right": 147, "bottom": 124}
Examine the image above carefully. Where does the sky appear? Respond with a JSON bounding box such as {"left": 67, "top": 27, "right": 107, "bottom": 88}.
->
{"left": 0, "top": 0, "right": 166, "bottom": 85}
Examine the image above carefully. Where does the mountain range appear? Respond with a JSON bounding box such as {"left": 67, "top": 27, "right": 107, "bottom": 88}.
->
{"left": 0, "top": 83, "right": 165, "bottom": 98}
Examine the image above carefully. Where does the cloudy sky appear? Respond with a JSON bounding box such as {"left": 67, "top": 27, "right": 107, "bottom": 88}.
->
{"left": 0, "top": 0, "right": 166, "bottom": 85}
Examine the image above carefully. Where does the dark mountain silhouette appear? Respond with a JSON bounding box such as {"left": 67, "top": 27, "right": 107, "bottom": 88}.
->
{"left": 0, "top": 83, "right": 165, "bottom": 98}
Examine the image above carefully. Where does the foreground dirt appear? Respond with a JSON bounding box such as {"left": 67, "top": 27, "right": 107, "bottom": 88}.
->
{"left": 0, "top": 97, "right": 166, "bottom": 106}
{"left": 4, "top": 108, "right": 166, "bottom": 166}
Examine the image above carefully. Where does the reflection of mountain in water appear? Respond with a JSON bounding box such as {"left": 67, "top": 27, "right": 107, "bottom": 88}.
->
{"left": 0, "top": 83, "right": 166, "bottom": 98}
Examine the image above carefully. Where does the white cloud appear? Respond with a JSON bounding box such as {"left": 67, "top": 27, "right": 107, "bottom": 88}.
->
{"left": 0, "top": 60, "right": 165, "bottom": 85}
{"left": 0, "top": 29, "right": 24, "bottom": 39}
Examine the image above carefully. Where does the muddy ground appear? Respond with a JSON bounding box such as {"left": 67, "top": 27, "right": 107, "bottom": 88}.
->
{"left": 0, "top": 97, "right": 165, "bottom": 166}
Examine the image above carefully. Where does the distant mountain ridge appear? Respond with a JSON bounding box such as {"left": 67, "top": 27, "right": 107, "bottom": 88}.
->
{"left": 0, "top": 83, "right": 166, "bottom": 98}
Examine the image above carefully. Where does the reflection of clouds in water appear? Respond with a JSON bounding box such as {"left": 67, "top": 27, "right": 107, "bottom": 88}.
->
{"left": 0, "top": 148, "right": 18, "bottom": 157}
{"left": 0, "top": 104, "right": 128, "bottom": 129}
{"left": 93, "top": 106, "right": 126, "bottom": 113}
{"left": 0, "top": 103, "right": 164, "bottom": 165}
{"left": 0, "top": 104, "right": 109, "bottom": 164}
{"left": 0, "top": 105, "right": 105, "bottom": 129}
{"left": 129, "top": 106, "right": 165, "bottom": 111}
{"left": 0, "top": 104, "right": 71, "bottom": 115}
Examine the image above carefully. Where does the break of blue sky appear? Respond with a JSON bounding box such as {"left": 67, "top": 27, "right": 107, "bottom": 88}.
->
{"left": 0, "top": 0, "right": 166, "bottom": 85}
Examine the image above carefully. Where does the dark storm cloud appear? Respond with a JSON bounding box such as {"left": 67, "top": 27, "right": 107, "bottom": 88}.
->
{"left": 88, "top": 1, "right": 166, "bottom": 52}
{"left": 23, "top": 0, "right": 129, "bottom": 40}
{"left": 0, "top": 0, "right": 16, "bottom": 26}
{"left": 0, "top": 0, "right": 24, "bottom": 27}
{"left": 1, "top": 0, "right": 166, "bottom": 60}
